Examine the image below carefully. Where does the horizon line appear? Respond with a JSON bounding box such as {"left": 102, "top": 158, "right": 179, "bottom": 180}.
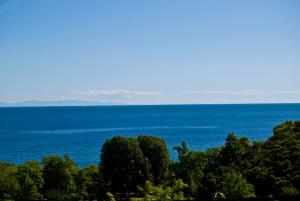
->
{"left": 0, "top": 102, "right": 300, "bottom": 108}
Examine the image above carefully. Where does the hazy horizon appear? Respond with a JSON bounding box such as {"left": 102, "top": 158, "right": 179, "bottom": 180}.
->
{"left": 1, "top": 100, "right": 300, "bottom": 107}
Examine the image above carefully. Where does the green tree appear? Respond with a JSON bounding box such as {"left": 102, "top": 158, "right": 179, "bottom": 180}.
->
{"left": 137, "top": 135, "right": 171, "bottom": 184}
{"left": 42, "top": 154, "right": 78, "bottom": 201}
{"left": 262, "top": 121, "right": 300, "bottom": 197}
{"left": 0, "top": 162, "right": 20, "bottom": 200}
{"left": 139, "top": 179, "right": 188, "bottom": 201}
{"left": 219, "top": 133, "right": 250, "bottom": 167}
{"left": 242, "top": 141, "right": 273, "bottom": 197}
{"left": 206, "top": 147, "right": 221, "bottom": 170}
{"left": 221, "top": 171, "right": 255, "bottom": 199}
{"left": 173, "top": 142, "right": 208, "bottom": 197}
{"left": 245, "top": 166, "right": 273, "bottom": 197}
{"left": 16, "top": 160, "right": 44, "bottom": 200}
{"left": 75, "top": 164, "right": 103, "bottom": 200}
{"left": 100, "top": 136, "right": 152, "bottom": 196}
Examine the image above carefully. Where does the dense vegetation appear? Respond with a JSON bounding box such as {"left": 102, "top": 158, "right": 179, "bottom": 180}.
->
{"left": 0, "top": 121, "right": 299, "bottom": 201}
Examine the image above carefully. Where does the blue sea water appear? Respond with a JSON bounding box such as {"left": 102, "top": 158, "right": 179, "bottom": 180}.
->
{"left": 0, "top": 104, "right": 300, "bottom": 167}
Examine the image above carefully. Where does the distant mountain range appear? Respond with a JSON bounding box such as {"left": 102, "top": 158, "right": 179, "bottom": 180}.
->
{"left": 0, "top": 100, "right": 118, "bottom": 107}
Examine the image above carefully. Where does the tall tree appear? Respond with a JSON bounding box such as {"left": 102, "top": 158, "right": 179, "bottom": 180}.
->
{"left": 75, "top": 164, "right": 103, "bottom": 200}
{"left": 174, "top": 142, "right": 208, "bottom": 197}
{"left": 0, "top": 162, "right": 20, "bottom": 200}
{"left": 137, "top": 135, "right": 171, "bottom": 184}
{"left": 100, "top": 136, "right": 151, "bottom": 195}
{"left": 17, "top": 160, "right": 44, "bottom": 200}
{"left": 219, "top": 133, "right": 250, "bottom": 167}
{"left": 42, "top": 155, "right": 78, "bottom": 201}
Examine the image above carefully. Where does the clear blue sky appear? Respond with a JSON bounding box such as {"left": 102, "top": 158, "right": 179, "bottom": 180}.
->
{"left": 0, "top": 0, "right": 299, "bottom": 104}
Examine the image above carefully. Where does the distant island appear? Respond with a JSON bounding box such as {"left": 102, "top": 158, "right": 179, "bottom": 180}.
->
{"left": 1, "top": 101, "right": 299, "bottom": 107}
{"left": 0, "top": 100, "right": 119, "bottom": 107}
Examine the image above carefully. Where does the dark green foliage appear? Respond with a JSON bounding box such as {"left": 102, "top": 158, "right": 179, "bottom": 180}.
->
{"left": 0, "top": 162, "right": 20, "bottom": 199}
{"left": 173, "top": 121, "right": 300, "bottom": 200}
{"left": 100, "top": 136, "right": 152, "bottom": 195}
{"left": 16, "top": 160, "right": 44, "bottom": 200}
{"left": 137, "top": 135, "right": 171, "bottom": 184}
{"left": 42, "top": 154, "right": 78, "bottom": 201}
{"left": 74, "top": 164, "right": 103, "bottom": 200}
{"left": 221, "top": 171, "right": 255, "bottom": 198}
{"left": 206, "top": 147, "right": 221, "bottom": 170}
{"left": 219, "top": 133, "right": 250, "bottom": 167}
{"left": 262, "top": 121, "right": 300, "bottom": 197}
{"left": 173, "top": 142, "right": 208, "bottom": 197}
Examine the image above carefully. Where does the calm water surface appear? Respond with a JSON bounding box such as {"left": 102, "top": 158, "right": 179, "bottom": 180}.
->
{"left": 0, "top": 104, "right": 300, "bottom": 166}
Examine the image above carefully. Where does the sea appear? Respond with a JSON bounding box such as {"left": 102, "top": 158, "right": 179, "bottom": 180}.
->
{"left": 0, "top": 104, "right": 300, "bottom": 167}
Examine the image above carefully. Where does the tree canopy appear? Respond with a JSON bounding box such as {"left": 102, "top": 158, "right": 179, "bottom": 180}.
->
{"left": 100, "top": 136, "right": 152, "bottom": 195}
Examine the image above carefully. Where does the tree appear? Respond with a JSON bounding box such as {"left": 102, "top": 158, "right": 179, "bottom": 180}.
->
{"left": 173, "top": 142, "right": 208, "bottom": 197}
{"left": 137, "top": 135, "right": 171, "bottom": 185}
{"left": 100, "top": 136, "right": 152, "bottom": 196}
{"left": 42, "top": 154, "right": 78, "bottom": 201}
{"left": 75, "top": 164, "right": 103, "bottom": 200}
{"left": 17, "top": 160, "right": 44, "bottom": 200}
{"left": 245, "top": 166, "right": 273, "bottom": 197}
{"left": 262, "top": 121, "right": 300, "bottom": 197}
{"left": 219, "top": 133, "right": 250, "bottom": 167}
{"left": 206, "top": 147, "right": 221, "bottom": 170}
{"left": 0, "top": 162, "right": 20, "bottom": 200}
{"left": 138, "top": 179, "right": 188, "bottom": 201}
{"left": 221, "top": 171, "right": 255, "bottom": 199}
{"left": 242, "top": 141, "right": 273, "bottom": 197}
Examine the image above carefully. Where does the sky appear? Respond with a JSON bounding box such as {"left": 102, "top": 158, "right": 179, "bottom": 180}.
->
{"left": 0, "top": 0, "right": 300, "bottom": 104}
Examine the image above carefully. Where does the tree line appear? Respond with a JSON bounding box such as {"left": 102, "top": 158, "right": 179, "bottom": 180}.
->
{"left": 0, "top": 121, "right": 299, "bottom": 201}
